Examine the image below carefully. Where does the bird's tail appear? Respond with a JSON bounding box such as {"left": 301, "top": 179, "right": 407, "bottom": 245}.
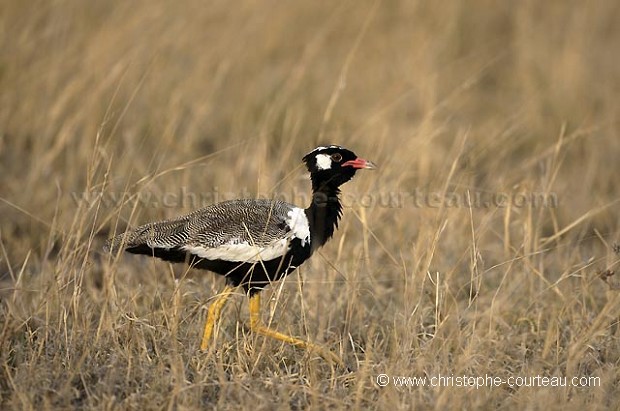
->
{"left": 103, "top": 219, "right": 190, "bottom": 253}
{"left": 103, "top": 230, "right": 131, "bottom": 253}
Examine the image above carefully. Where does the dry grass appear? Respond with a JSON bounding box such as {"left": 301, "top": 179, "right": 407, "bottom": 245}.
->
{"left": 1, "top": 0, "right": 620, "bottom": 409}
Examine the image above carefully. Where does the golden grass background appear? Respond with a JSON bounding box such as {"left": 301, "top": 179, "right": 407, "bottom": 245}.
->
{"left": 1, "top": 0, "right": 620, "bottom": 409}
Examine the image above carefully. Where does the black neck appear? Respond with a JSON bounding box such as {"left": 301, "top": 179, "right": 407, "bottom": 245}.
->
{"left": 305, "top": 180, "right": 343, "bottom": 251}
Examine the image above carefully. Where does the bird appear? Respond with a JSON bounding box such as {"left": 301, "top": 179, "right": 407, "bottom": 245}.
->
{"left": 105, "top": 145, "right": 376, "bottom": 365}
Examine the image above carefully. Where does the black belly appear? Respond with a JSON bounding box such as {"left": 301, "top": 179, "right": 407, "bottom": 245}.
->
{"left": 125, "top": 238, "right": 312, "bottom": 295}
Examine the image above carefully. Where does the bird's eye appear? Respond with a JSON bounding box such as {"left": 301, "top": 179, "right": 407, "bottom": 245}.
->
{"left": 330, "top": 153, "right": 343, "bottom": 162}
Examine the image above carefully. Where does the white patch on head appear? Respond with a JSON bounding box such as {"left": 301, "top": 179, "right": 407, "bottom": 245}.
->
{"left": 315, "top": 153, "right": 332, "bottom": 170}
{"left": 286, "top": 207, "right": 310, "bottom": 246}
{"left": 183, "top": 239, "right": 290, "bottom": 263}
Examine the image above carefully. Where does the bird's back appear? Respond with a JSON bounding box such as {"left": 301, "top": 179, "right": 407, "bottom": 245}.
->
{"left": 105, "top": 199, "right": 310, "bottom": 259}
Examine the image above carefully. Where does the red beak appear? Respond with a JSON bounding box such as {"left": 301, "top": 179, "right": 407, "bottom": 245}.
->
{"left": 342, "top": 157, "right": 377, "bottom": 169}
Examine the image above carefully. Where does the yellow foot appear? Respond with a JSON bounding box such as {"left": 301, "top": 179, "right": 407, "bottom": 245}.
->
{"left": 200, "top": 285, "right": 235, "bottom": 351}
{"left": 249, "top": 293, "right": 345, "bottom": 368}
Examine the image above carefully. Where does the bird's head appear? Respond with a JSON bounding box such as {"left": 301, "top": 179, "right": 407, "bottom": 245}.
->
{"left": 302, "top": 145, "right": 376, "bottom": 188}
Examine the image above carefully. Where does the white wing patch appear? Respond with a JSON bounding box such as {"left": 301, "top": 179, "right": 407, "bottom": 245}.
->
{"left": 286, "top": 207, "right": 310, "bottom": 246}
{"left": 183, "top": 239, "right": 290, "bottom": 263}
{"left": 315, "top": 154, "right": 332, "bottom": 170}
{"left": 182, "top": 207, "right": 309, "bottom": 262}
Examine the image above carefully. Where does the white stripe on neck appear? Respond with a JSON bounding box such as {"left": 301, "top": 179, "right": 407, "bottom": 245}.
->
{"left": 286, "top": 207, "right": 310, "bottom": 246}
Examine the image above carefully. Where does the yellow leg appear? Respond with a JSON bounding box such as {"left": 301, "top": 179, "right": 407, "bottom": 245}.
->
{"left": 200, "top": 285, "right": 235, "bottom": 351}
{"left": 248, "top": 293, "right": 344, "bottom": 367}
